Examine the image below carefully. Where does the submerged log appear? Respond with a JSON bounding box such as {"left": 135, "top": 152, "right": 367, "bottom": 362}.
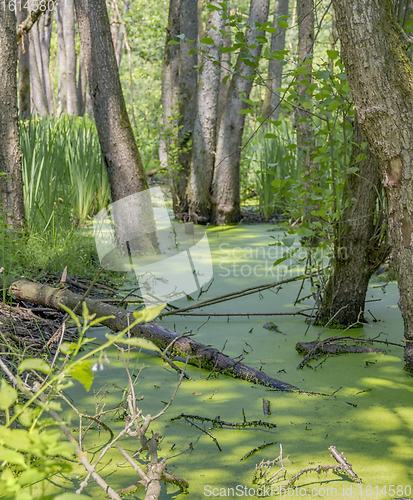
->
{"left": 4, "top": 278, "right": 298, "bottom": 391}
{"left": 296, "top": 341, "right": 382, "bottom": 355}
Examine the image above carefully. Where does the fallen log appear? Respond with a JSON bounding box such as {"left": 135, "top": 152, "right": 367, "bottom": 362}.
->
{"left": 5, "top": 278, "right": 298, "bottom": 391}
{"left": 296, "top": 341, "right": 382, "bottom": 355}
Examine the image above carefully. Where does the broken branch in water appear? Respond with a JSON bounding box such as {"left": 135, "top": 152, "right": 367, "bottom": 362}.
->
{"left": 160, "top": 273, "right": 313, "bottom": 318}
{"left": 2, "top": 276, "right": 299, "bottom": 391}
{"left": 286, "top": 445, "right": 361, "bottom": 488}
{"left": 170, "top": 413, "right": 277, "bottom": 430}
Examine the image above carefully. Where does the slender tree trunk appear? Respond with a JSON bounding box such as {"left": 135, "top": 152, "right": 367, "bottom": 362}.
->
{"left": 262, "top": 0, "right": 289, "bottom": 121}
{"left": 332, "top": 0, "right": 413, "bottom": 368}
{"left": 77, "top": 46, "right": 86, "bottom": 115}
{"left": 216, "top": 19, "right": 231, "bottom": 127}
{"left": 0, "top": 8, "right": 25, "bottom": 230}
{"left": 56, "top": 0, "right": 67, "bottom": 114}
{"left": 173, "top": 0, "right": 198, "bottom": 218}
{"left": 39, "top": 13, "right": 55, "bottom": 114}
{"left": 212, "top": 0, "right": 270, "bottom": 224}
{"left": 159, "top": 0, "right": 180, "bottom": 174}
{"left": 295, "top": 0, "right": 314, "bottom": 174}
{"left": 64, "top": 0, "right": 78, "bottom": 115}
{"left": 16, "top": 4, "right": 30, "bottom": 120}
{"left": 29, "top": 27, "right": 48, "bottom": 115}
{"left": 187, "top": 2, "right": 223, "bottom": 223}
{"left": 317, "top": 120, "right": 389, "bottom": 326}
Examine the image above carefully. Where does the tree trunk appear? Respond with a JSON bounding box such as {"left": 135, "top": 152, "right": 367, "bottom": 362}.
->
{"left": 74, "top": 0, "right": 159, "bottom": 254}
{"left": 0, "top": 7, "right": 25, "bottom": 230}
{"left": 332, "top": 0, "right": 413, "bottom": 368}
{"left": 212, "top": 0, "right": 270, "bottom": 224}
{"left": 16, "top": 3, "right": 31, "bottom": 120}
{"left": 295, "top": 0, "right": 315, "bottom": 174}
{"left": 217, "top": 16, "right": 231, "bottom": 127}
{"left": 63, "top": 0, "right": 78, "bottom": 115}
{"left": 262, "top": 0, "right": 289, "bottom": 121}
{"left": 29, "top": 23, "right": 48, "bottom": 115}
{"left": 173, "top": 0, "right": 198, "bottom": 218}
{"left": 187, "top": 2, "right": 223, "bottom": 223}
{"left": 316, "top": 120, "right": 389, "bottom": 326}
{"left": 159, "top": 0, "right": 181, "bottom": 177}
{"left": 74, "top": 0, "right": 149, "bottom": 201}
{"left": 39, "top": 12, "right": 55, "bottom": 114}
{"left": 4, "top": 277, "right": 298, "bottom": 391}
{"left": 56, "top": 0, "right": 67, "bottom": 114}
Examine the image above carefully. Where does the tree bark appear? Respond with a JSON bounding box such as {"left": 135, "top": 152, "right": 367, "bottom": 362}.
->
{"left": 56, "top": 1, "right": 67, "bottom": 114}
{"left": 4, "top": 277, "right": 298, "bottom": 391}
{"left": 173, "top": 0, "right": 198, "bottom": 218}
{"left": 332, "top": 0, "right": 413, "bottom": 368}
{"left": 39, "top": 12, "right": 55, "bottom": 114}
{"left": 16, "top": 4, "right": 31, "bottom": 120}
{"left": 212, "top": 0, "right": 270, "bottom": 224}
{"left": 63, "top": 0, "right": 78, "bottom": 115}
{"left": 316, "top": 120, "right": 389, "bottom": 326}
{"left": 187, "top": 2, "right": 224, "bottom": 223}
{"left": 29, "top": 23, "right": 48, "bottom": 115}
{"left": 0, "top": 7, "right": 25, "bottom": 230}
{"left": 74, "top": 0, "right": 149, "bottom": 201}
{"left": 217, "top": 16, "right": 231, "bottom": 128}
{"left": 295, "top": 0, "right": 315, "bottom": 175}
{"left": 159, "top": 0, "right": 180, "bottom": 178}
{"left": 262, "top": 0, "right": 289, "bottom": 121}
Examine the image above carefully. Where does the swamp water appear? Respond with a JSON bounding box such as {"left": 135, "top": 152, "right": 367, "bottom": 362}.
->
{"left": 42, "top": 225, "right": 412, "bottom": 499}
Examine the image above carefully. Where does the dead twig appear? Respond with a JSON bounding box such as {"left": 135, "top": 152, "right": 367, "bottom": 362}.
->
{"left": 286, "top": 446, "right": 361, "bottom": 488}
{"left": 160, "top": 274, "right": 313, "bottom": 318}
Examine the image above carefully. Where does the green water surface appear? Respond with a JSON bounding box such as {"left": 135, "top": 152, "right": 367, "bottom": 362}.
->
{"left": 40, "top": 225, "right": 413, "bottom": 499}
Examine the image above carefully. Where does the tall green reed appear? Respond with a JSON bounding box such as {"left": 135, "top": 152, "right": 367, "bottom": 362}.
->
{"left": 20, "top": 116, "right": 111, "bottom": 231}
{"left": 248, "top": 124, "right": 299, "bottom": 220}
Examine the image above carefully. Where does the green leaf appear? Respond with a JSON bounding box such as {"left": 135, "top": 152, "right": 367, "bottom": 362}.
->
{"left": 17, "top": 467, "right": 45, "bottom": 487}
{"left": 68, "top": 361, "right": 94, "bottom": 391}
{"left": 273, "top": 256, "right": 288, "bottom": 266}
{"left": 105, "top": 334, "right": 159, "bottom": 351}
{"left": 132, "top": 303, "right": 166, "bottom": 323}
{"left": 59, "top": 303, "right": 81, "bottom": 329}
{"left": 18, "top": 358, "right": 51, "bottom": 375}
{"left": 0, "top": 446, "right": 26, "bottom": 467}
{"left": 88, "top": 315, "right": 115, "bottom": 328}
{"left": 60, "top": 342, "right": 77, "bottom": 355}
{"left": 14, "top": 405, "right": 39, "bottom": 428}
{"left": 296, "top": 227, "right": 315, "bottom": 237}
{"left": 278, "top": 20, "right": 288, "bottom": 29}
{"left": 265, "top": 133, "right": 278, "bottom": 139}
{"left": 0, "top": 380, "right": 17, "bottom": 410}
{"left": 326, "top": 49, "right": 339, "bottom": 59}
{"left": 201, "top": 37, "right": 215, "bottom": 44}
